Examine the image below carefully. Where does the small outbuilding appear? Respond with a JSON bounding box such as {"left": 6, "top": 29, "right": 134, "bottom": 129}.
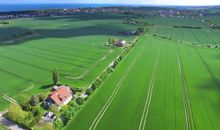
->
{"left": 114, "top": 40, "right": 127, "bottom": 47}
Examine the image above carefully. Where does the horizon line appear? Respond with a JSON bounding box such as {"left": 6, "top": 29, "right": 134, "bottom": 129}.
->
{"left": 0, "top": 3, "right": 220, "bottom": 7}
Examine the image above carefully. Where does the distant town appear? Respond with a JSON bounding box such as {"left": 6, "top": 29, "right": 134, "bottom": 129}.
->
{"left": 1, "top": 6, "right": 220, "bottom": 20}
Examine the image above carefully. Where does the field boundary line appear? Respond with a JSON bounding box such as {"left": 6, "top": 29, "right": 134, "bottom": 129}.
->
{"left": 176, "top": 45, "right": 196, "bottom": 130}
{"left": 138, "top": 50, "right": 160, "bottom": 130}
{"left": 89, "top": 44, "right": 145, "bottom": 130}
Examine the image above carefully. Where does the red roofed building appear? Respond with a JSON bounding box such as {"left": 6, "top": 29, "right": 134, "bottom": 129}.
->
{"left": 44, "top": 86, "right": 73, "bottom": 109}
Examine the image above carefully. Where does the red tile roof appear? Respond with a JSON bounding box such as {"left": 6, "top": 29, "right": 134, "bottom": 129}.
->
{"left": 49, "top": 86, "right": 72, "bottom": 106}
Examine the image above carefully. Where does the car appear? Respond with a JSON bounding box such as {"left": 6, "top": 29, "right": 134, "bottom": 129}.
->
{"left": 50, "top": 114, "right": 56, "bottom": 120}
{"left": 44, "top": 112, "right": 49, "bottom": 117}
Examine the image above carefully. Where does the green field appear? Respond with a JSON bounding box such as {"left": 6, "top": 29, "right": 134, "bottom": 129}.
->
{"left": 2, "top": 12, "right": 220, "bottom": 130}
{"left": 147, "top": 17, "right": 220, "bottom": 45}
{"left": 65, "top": 33, "right": 220, "bottom": 129}
{"left": 0, "top": 13, "right": 136, "bottom": 110}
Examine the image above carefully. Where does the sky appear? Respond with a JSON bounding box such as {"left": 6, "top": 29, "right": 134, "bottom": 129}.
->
{"left": 1, "top": 0, "right": 220, "bottom": 6}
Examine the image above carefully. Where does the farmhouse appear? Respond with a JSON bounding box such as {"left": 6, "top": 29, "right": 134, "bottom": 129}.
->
{"left": 44, "top": 86, "right": 73, "bottom": 109}
{"left": 114, "top": 40, "right": 127, "bottom": 47}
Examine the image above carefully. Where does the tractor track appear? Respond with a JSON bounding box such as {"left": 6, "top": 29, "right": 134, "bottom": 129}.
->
{"left": 194, "top": 47, "right": 220, "bottom": 89}
{"left": 138, "top": 50, "right": 160, "bottom": 130}
{"left": 176, "top": 45, "right": 196, "bottom": 130}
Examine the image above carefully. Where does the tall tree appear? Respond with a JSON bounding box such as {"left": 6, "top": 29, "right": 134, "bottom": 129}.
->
{"left": 52, "top": 68, "right": 59, "bottom": 85}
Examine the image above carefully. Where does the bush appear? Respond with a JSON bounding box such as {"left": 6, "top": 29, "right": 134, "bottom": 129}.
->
{"left": 30, "top": 95, "right": 40, "bottom": 106}
{"left": 108, "top": 37, "right": 117, "bottom": 45}
{"left": 61, "top": 110, "right": 72, "bottom": 125}
{"left": 21, "top": 101, "right": 32, "bottom": 111}
{"left": 5, "top": 103, "right": 29, "bottom": 129}
{"left": 76, "top": 97, "right": 85, "bottom": 105}
{"left": 12, "top": 33, "right": 19, "bottom": 38}
{"left": 25, "top": 29, "right": 35, "bottom": 35}
{"left": 67, "top": 100, "right": 80, "bottom": 113}
{"left": 49, "top": 104, "right": 59, "bottom": 114}
{"left": 106, "top": 67, "right": 114, "bottom": 73}
{"left": 91, "top": 83, "right": 96, "bottom": 91}
{"left": 54, "top": 118, "right": 64, "bottom": 130}
{"left": 93, "top": 78, "right": 102, "bottom": 88}
{"left": 85, "top": 88, "right": 93, "bottom": 96}
{"left": 38, "top": 93, "right": 46, "bottom": 102}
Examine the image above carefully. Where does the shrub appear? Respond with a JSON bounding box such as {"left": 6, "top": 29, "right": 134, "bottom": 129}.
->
{"left": 61, "top": 110, "right": 72, "bottom": 125}
{"left": 49, "top": 104, "right": 59, "bottom": 114}
{"left": 85, "top": 88, "right": 93, "bottom": 96}
{"left": 25, "top": 29, "right": 35, "bottom": 35}
{"left": 12, "top": 33, "right": 19, "bottom": 38}
{"left": 76, "top": 97, "right": 85, "bottom": 105}
{"left": 54, "top": 118, "right": 64, "bottom": 130}
{"left": 91, "top": 83, "right": 96, "bottom": 91}
{"left": 68, "top": 100, "right": 80, "bottom": 112}
{"left": 106, "top": 67, "right": 114, "bottom": 73}
{"left": 38, "top": 93, "right": 46, "bottom": 102}
{"left": 30, "top": 95, "right": 39, "bottom": 106}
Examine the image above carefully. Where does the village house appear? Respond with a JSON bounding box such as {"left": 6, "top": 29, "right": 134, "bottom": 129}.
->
{"left": 44, "top": 86, "right": 73, "bottom": 109}
{"left": 114, "top": 40, "right": 127, "bottom": 47}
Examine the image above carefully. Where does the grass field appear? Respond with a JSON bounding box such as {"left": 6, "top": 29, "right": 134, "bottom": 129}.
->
{"left": 65, "top": 33, "right": 220, "bottom": 130}
{"left": 0, "top": 13, "right": 137, "bottom": 111}
{"left": 2, "top": 13, "right": 220, "bottom": 130}
{"left": 146, "top": 17, "right": 220, "bottom": 45}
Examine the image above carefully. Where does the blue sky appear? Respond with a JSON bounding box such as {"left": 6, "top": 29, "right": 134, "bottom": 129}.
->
{"left": 1, "top": 0, "right": 220, "bottom": 6}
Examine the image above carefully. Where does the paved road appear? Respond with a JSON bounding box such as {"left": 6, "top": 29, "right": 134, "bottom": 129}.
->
{"left": 0, "top": 112, "right": 24, "bottom": 130}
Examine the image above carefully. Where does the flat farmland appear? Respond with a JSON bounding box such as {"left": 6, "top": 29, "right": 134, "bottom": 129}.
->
{"left": 65, "top": 35, "right": 220, "bottom": 130}
{"left": 0, "top": 13, "right": 136, "bottom": 110}
{"left": 147, "top": 17, "right": 220, "bottom": 45}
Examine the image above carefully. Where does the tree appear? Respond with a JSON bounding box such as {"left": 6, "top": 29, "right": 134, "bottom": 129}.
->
{"left": 25, "top": 29, "right": 35, "bottom": 35}
{"left": 52, "top": 68, "right": 59, "bottom": 85}
{"left": 137, "top": 27, "right": 145, "bottom": 34}
{"left": 6, "top": 103, "right": 28, "bottom": 125}
{"left": 38, "top": 93, "right": 46, "bottom": 102}
{"left": 30, "top": 95, "right": 39, "bottom": 106}
{"left": 12, "top": 33, "right": 19, "bottom": 38}
{"left": 76, "top": 97, "right": 85, "bottom": 105}
{"left": 85, "top": 88, "right": 93, "bottom": 96}
{"left": 62, "top": 110, "right": 72, "bottom": 125}
{"left": 54, "top": 118, "right": 64, "bottom": 129}
{"left": 108, "top": 37, "right": 117, "bottom": 45}
{"left": 49, "top": 104, "right": 59, "bottom": 114}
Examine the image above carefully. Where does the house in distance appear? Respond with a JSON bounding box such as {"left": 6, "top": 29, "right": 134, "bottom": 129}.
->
{"left": 44, "top": 85, "right": 73, "bottom": 109}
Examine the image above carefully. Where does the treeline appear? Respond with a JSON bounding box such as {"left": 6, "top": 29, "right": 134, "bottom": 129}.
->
{"left": 0, "top": 21, "right": 9, "bottom": 24}
{"left": 123, "top": 17, "right": 151, "bottom": 26}
{"left": 0, "top": 29, "right": 36, "bottom": 43}
{"left": 192, "top": 42, "right": 220, "bottom": 49}
{"left": 173, "top": 25, "right": 202, "bottom": 29}
{"left": 152, "top": 34, "right": 171, "bottom": 40}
